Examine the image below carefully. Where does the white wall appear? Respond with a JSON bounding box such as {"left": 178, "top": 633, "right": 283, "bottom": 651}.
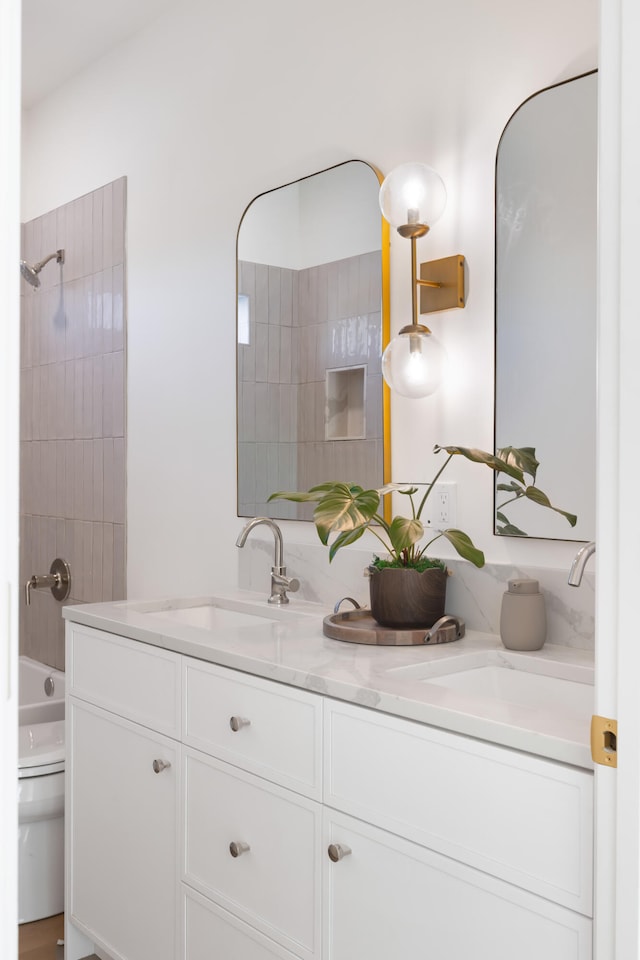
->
{"left": 21, "top": 0, "right": 598, "bottom": 600}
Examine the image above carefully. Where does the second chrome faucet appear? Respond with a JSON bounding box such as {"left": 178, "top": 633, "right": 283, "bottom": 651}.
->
{"left": 568, "top": 541, "right": 596, "bottom": 587}
{"left": 236, "top": 517, "right": 300, "bottom": 605}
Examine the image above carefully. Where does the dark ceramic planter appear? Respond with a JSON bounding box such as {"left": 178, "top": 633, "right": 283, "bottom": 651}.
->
{"left": 368, "top": 565, "right": 447, "bottom": 629}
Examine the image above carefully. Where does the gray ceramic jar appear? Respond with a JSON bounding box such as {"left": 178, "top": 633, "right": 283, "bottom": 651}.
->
{"left": 499, "top": 578, "right": 546, "bottom": 651}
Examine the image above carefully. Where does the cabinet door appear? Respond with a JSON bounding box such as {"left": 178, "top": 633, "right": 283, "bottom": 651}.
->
{"left": 68, "top": 698, "right": 179, "bottom": 960}
{"left": 323, "top": 810, "right": 592, "bottom": 960}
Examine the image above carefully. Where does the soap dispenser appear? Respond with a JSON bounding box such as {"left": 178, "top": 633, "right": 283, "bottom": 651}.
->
{"left": 500, "top": 578, "right": 546, "bottom": 651}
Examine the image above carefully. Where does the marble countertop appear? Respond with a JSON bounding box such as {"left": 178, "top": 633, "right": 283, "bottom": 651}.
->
{"left": 63, "top": 590, "right": 595, "bottom": 770}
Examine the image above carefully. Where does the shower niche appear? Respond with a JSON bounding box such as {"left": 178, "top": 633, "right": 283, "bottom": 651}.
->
{"left": 325, "top": 366, "right": 366, "bottom": 441}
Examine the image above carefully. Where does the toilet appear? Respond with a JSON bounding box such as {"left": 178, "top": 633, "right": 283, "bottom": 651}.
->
{"left": 18, "top": 715, "right": 65, "bottom": 923}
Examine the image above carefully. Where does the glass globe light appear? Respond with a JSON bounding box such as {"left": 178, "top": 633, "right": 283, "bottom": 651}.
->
{"left": 379, "top": 163, "right": 447, "bottom": 231}
{"left": 382, "top": 328, "right": 446, "bottom": 399}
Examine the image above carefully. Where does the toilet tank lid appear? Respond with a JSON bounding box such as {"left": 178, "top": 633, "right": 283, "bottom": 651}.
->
{"left": 18, "top": 720, "right": 64, "bottom": 771}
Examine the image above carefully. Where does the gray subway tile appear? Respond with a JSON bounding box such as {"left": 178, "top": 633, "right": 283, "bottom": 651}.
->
{"left": 267, "top": 266, "right": 281, "bottom": 325}
{"left": 111, "top": 350, "right": 125, "bottom": 438}
{"left": 112, "top": 263, "right": 125, "bottom": 352}
{"left": 267, "top": 325, "right": 280, "bottom": 384}
{"left": 113, "top": 438, "right": 125, "bottom": 525}
{"left": 102, "top": 269, "right": 114, "bottom": 355}
{"left": 92, "top": 355, "right": 103, "bottom": 438}
{"left": 254, "top": 323, "right": 269, "bottom": 383}
{"left": 92, "top": 440, "right": 104, "bottom": 521}
{"left": 237, "top": 443, "right": 256, "bottom": 505}
{"left": 113, "top": 523, "right": 126, "bottom": 600}
{"left": 102, "top": 523, "right": 114, "bottom": 601}
{"left": 280, "top": 269, "right": 293, "bottom": 327}
{"left": 92, "top": 187, "right": 104, "bottom": 275}
{"left": 112, "top": 177, "right": 126, "bottom": 268}
{"left": 102, "top": 353, "right": 114, "bottom": 437}
{"left": 91, "top": 522, "right": 104, "bottom": 602}
{"left": 103, "top": 438, "right": 114, "bottom": 523}
{"left": 81, "top": 193, "right": 93, "bottom": 279}
{"left": 254, "top": 265, "right": 269, "bottom": 326}
{"left": 102, "top": 181, "right": 114, "bottom": 271}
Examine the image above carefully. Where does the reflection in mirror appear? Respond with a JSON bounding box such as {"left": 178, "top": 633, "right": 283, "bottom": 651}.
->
{"left": 494, "top": 72, "right": 597, "bottom": 541}
{"left": 237, "top": 160, "right": 389, "bottom": 521}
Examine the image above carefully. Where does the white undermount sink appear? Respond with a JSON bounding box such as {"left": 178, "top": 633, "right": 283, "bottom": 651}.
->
{"left": 389, "top": 649, "right": 594, "bottom": 715}
{"left": 128, "top": 595, "right": 321, "bottom": 629}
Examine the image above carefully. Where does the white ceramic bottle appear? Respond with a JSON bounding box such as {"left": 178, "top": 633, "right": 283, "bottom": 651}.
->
{"left": 499, "top": 578, "right": 546, "bottom": 651}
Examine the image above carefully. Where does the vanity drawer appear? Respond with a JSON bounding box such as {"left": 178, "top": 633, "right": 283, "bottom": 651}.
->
{"left": 183, "top": 748, "right": 321, "bottom": 960}
{"left": 66, "top": 623, "right": 181, "bottom": 737}
{"left": 183, "top": 658, "right": 322, "bottom": 798}
{"left": 324, "top": 699, "right": 593, "bottom": 915}
{"left": 182, "top": 886, "right": 303, "bottom": 960}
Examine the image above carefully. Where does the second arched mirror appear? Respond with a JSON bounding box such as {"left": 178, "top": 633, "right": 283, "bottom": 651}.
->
{"left": 494, "top": 72, "right": 597, "bottom": 541}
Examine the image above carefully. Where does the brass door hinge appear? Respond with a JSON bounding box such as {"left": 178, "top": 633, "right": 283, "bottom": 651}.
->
{"left": 591, "top": 715, "right": 618, "bottom": 767}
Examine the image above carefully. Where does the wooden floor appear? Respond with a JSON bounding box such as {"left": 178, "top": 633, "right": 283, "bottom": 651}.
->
{"left": 18, "top": 915, "right": 64, "bottom": 960}
{"left": 18, "top": 915, "right": 98, "bottom": 960}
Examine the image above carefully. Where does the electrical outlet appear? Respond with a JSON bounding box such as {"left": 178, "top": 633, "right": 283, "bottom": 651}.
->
{"left": 424, "top": 482, "right": 457, "bottom": 530}
{"left": 437, "top": 487, "right": 450, "bottom": 524}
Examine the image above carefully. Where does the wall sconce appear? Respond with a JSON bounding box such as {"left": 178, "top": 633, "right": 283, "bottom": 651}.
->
{"left": 378, "top": 163, "right": 465, "bottom": 398}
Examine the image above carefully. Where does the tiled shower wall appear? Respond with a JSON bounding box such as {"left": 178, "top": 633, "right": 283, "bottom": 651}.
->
{"left": 20, "top": 178, "right": 127, "bottom": 670}
{"left": 238, "top": 251, "right": 382, "bottom": 520}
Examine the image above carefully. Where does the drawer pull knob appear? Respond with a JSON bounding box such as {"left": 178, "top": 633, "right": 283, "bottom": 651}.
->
{"left": 229, "top": 841, "right": 250, "bottom": 858}
{"left": 229, "top": 716, "right": 251, "bottom": 732}
{"left": 328, "top": 843, "right": 352, "bottom": 862}
{"left": 152, "top": 759, "right": 171, "bottom": 774}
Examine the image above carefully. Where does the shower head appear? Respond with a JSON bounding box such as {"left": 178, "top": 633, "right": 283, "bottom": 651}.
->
{"left": 20, "top": 249, "right": 65, "bottom": 288}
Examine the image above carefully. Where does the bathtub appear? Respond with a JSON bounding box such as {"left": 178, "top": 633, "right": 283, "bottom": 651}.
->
{"left": 19, "top": 655, "right": 65, "bottom": 721}
{"left": 18, "top": 655, "right": 66, "bottom": 924}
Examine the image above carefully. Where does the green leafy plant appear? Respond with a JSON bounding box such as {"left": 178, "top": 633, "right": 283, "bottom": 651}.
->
{"left": 268, "top": 444, "right": 577, "bottom": 568}
{"left": 492, "top": 445, "right": 577, "bottom": 536}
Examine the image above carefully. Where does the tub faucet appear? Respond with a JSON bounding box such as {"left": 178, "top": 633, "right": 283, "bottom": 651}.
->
{"left": 568, "top": 541, "right": 596, "bottom": 586}
{"left": 236, "top": 517, "right": 300, "bottom": 605}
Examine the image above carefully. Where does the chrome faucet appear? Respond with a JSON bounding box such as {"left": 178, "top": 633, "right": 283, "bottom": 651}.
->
{"left": 236, "top": 517, "right": 300, "bottom": 605}
{"left": 568, "top": 541, "right": 596, "bottom": 586}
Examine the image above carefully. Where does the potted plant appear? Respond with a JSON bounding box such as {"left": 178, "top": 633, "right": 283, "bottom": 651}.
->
{"left": 268, "top": 444, "right": 576, "bottom": 629}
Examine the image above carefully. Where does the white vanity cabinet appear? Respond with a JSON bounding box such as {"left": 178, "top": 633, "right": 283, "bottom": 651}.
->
{"left": 323, "top": 700, "right": 593, "bottom": 960}
{"left": 65, "top": 620, "right": 594, "bottom": 960}
{"left": 66, "top": 624, "right": 182, "bottom": 960}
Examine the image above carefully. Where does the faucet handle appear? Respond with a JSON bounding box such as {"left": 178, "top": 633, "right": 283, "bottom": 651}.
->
{"left": 25, "top": 576, "right": 37, "bottom": 606}
{"left": 273, "top": 574, "right": 299, "bottom": 593}
{"left": 272, "top": 572, "right": 299, "bottom": 591}
{"left": 269, "top": 568, "right": 300, "bottom": 605}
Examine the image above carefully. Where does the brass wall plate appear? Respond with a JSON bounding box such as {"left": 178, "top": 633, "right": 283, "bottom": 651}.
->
{"left": 591, "top": 715, "right": 617, "bottom": 767}
{"left": 419, "top": 254, "right": 465, "bottom": 314}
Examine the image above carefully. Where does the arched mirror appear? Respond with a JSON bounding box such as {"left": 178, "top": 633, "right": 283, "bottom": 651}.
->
{"left": 494, "top": 71, "right": 597, "bottom": 541}
{"left": 237, "top": 159, "right": 390, "bottom": 521}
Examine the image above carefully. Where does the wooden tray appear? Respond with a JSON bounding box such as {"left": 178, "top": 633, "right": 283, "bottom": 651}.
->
{"left": 323, "top": 610, "right": 465, "bottom": 646}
